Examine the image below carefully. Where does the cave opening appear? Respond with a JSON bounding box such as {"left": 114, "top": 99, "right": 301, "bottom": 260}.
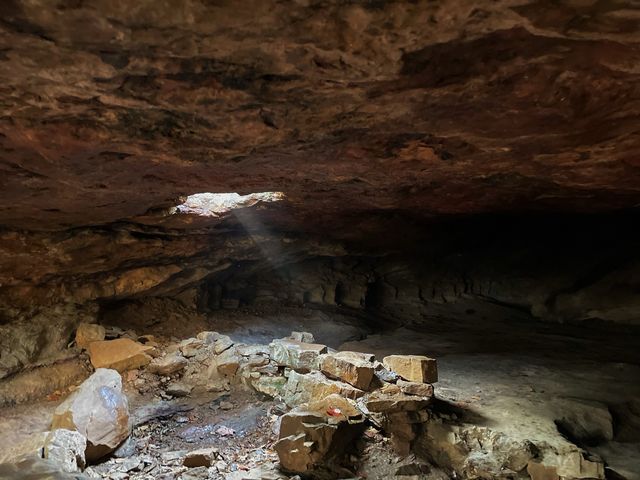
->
{"left": 1, "top": 2, "right": 640, "bottom": 479}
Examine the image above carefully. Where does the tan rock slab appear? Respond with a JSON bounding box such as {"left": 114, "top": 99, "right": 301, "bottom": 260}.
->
{"left": 88, "top": 339, "right": 153, "bottom": 373}
{"left": 321, "top": 351, "right": 375, "bottom": 390}
{"left": 382, "top": 355, "right": 437, "bottom": 383}
{"left": 397, "top": 379, "right": 435, "bottom": 397}
{"left": 75, "top": 323, "right": 106, "bottom": 350}
{"left": 183, "top": 447, "right": 219, "bottom": 467}
{"left": 365, "top": 391, "right": 432, "bottom": 413}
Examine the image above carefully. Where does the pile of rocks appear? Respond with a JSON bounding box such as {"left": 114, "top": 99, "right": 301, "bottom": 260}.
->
{"left": 10, "top": 323, "right": 605, "bottom": 480}
{"left": 43, "top": 325, "right": 440, "bottom": 477}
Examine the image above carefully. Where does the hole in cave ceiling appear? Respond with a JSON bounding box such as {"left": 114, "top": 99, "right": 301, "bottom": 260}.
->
{"left": 174, "top": 191, "right": 285, "bottom": 217}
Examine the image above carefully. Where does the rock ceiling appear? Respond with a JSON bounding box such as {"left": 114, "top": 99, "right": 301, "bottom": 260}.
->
{"left": 1, "top": 0, "right": 640, "bottom": 312}
{"left": 1, "top": 0, "right": 639, "bottom": 234}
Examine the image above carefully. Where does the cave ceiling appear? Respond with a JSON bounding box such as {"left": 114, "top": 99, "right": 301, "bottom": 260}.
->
{"left": 0, "top": 0, "right": 638, "bottom": 237}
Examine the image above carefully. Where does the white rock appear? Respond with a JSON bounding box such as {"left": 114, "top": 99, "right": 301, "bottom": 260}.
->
{"left": 44, "top": 429, "right": 86, "bottom": 473}
{"left": 51, "top": 368, "right": 130, "bottom": 461}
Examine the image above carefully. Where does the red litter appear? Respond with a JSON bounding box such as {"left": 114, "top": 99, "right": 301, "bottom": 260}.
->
{"left": 326, "top": 407, "right": 342, "bottom": 416}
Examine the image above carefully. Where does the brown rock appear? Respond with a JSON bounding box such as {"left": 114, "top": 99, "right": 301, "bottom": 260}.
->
{"left": 527, "top": 461, "right": 560, "bottom": 480}
{"left": 275, "top": 394, "right": 366, "bottom": 475}
{"left": 87, "top": 339, "right": 153, "bottom": 373}
{"left": 321, "top": 351, "right": 375, "bottom": 390}
{"left": 183, "top": 447, "right": 219, "bottom": 467}
{"left": 166, "top": 382, "right": 192, "bottom": 397}
{"left": 366, "top": 391, "right": 432, "bottom": 413}
{"left": 75, "top": 323, "right": 106, "bottom": 350}
{"left": 382, "top": 355, "right": 438, "bottom": 383}
{"left": 147, "top": 352, "right": 189, "bottom": 375}
{"left": 51, "top": 368, "right": 130, "bottom": 461}
{"left": 397, "top": 379, "right": 435, "bottom": 397}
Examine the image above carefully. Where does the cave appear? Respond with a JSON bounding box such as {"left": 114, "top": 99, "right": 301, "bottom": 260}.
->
{"left": 0, "top": 1, "right": 639, "bottom": 479}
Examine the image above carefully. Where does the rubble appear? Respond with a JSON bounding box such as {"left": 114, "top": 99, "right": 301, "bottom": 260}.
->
{"left": 197, "top": 331, "right": 234, "bottom": 354}
{"left": 2, "top": 327, "right": 612, "bottom": 480}
{"left": 88, "top": 339, "right": 154, "bottom": 373}
{"left": 51, "top": 368, "right": 130, "bottom": 461}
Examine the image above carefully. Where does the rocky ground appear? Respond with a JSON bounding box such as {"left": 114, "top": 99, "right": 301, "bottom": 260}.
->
{"left": 0, "top": 307, "right": 638, "bottom": 480}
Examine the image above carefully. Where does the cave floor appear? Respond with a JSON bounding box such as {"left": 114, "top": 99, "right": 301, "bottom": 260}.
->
{"left": 0, "top": 306, "right": 638, "bottom": 479}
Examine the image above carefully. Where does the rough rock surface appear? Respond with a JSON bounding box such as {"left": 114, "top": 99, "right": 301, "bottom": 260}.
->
{"left": 43, "top": 428, "right": 86, "bottom": 473}
{"left": 321, "top": 351, "right": 375, "bottom": 390}
{"left": 383, "top": 355, "right": 438, "bottom": 384}
{"left": 1, "top": 0, "right": 640, "bottom": 336}
{"left": 87, "top": 339, "right": 153, "bottom": 373}
{"left": 147, "top": 352, "right": 188, "bottom": 376}
{"left": 275, "top": 394, "right": 366, "bottom": 475}
{"left": 75, "top": 323, "right": 106, "bottom": 350}
{"left": 270, "top": 339, "right": 328, "bottom": 372}
{"left": 282, "top": 370, "right": 364, "bottom": 408}
{"left": 51, "top": 368, "right": 130, "bottom": 461}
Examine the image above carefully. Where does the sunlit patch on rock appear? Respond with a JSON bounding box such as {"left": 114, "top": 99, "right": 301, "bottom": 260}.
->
{"left": 175, "top": 192, "right": 285, "bottom": 217}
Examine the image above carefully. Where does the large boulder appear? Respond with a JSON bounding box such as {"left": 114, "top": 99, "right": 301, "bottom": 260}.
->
{"left": 275, "top": 394, "right": 366, "bottom": 475}
{"left": 321, "top": 351, "right": 375, "bottom": 390}
{"left": 382, "top": 355, "right": 438, "bottom": 383}
{"left": 270, "top": 339, "right": 327, "bottom": 371}
{"left": 51, "top": 368, "right": 130, "bottom": 461}
{"left": 43, "top": 429, "right": 86, "bottom": 473}
{"left": 87, "top": 339, "right": 153, "bottom": 373}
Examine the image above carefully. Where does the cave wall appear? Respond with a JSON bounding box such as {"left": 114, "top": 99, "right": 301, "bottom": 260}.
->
{"left": 200, "top": 213, "right": 640, "bottom": 328}
{"left": 2, "top": 211, "right": 639, "bottom": 380}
